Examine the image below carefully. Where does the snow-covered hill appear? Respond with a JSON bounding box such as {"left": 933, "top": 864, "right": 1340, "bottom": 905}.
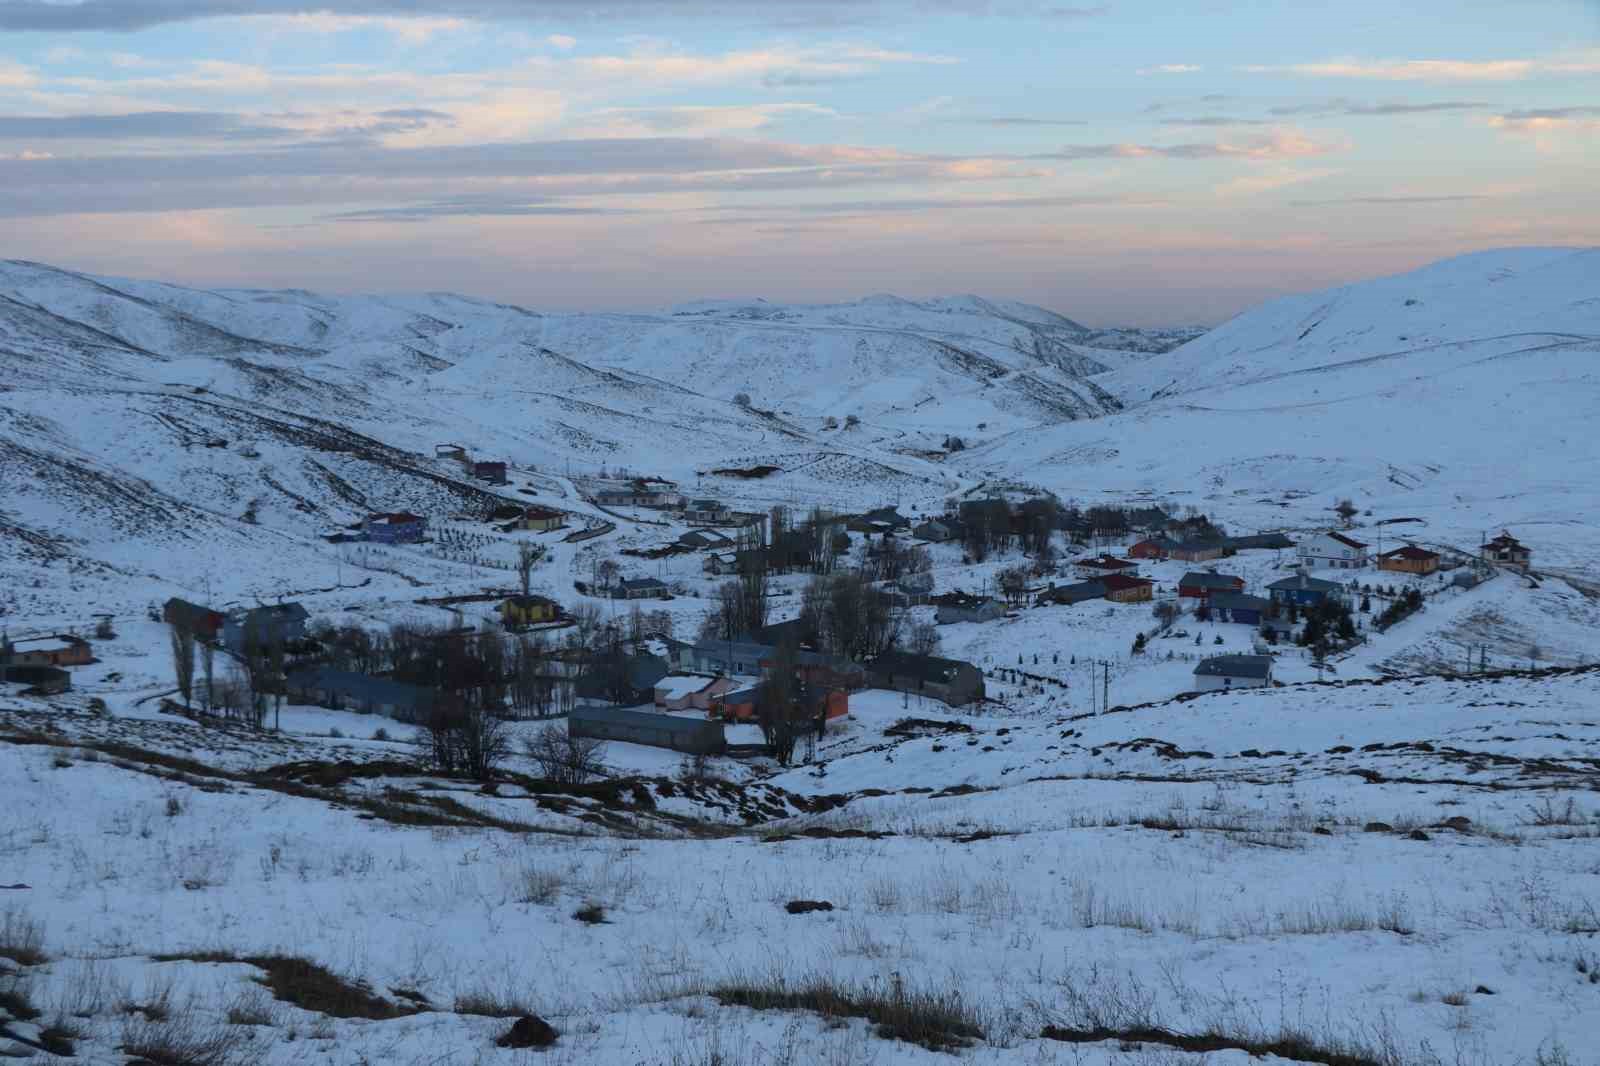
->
{"left": 966, "top": 246, "right": 1600, "bottom": 569}
{"left": 0, "top": 259, "right": 1178, "bottom": 618}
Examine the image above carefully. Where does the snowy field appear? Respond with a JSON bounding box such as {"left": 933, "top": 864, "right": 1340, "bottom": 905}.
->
{"left": 3, "top": 661, "right": 1599, "bottom": 1065}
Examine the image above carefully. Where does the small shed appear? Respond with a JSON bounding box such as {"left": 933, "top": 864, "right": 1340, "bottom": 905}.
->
{"left": 1192, "top": 655, "right": 1274, "bottom": 692}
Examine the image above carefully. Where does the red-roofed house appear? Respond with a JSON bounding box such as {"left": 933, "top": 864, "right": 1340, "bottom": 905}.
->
{"left": 1099, "top": 573, "right": 1155, "bottom": 604}
{"left": 1074, "top": 555, "right": 1138, "bottom": 580}
{"left": 1481, "top": 531, "right": 1531, "bottom": 572}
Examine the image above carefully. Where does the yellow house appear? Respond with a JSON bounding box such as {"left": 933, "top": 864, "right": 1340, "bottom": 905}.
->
{"left": 498, "top": 594, "right": 559, "bottom": 628}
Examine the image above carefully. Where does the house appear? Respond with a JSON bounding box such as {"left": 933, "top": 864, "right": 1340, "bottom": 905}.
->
{"left": 1170, "top": 540, "right": 1235, "bottom": 563}
{"left": 1227, "top": 533, "right": 1296, "bottom": 551}
{"left": 223, "top": 603, "right": 310, "bottom": 652}
{"left": 1099, "top": 574, "right": 1155, "bottom": 604}
{"left": 868, "top": 652, "right": 985, "bottom": 708}
{"left": 568, "top": 706, "right": 726, "bottom": 755}
{"left": 1192, "top": 655, "right": 1274, "bottom": 692}
{"left": 1127, "top": 507, "right": 1171, "bottom": 533}
{"left": 684, "top": 498, "right": 730, "bottom": 526}
{"left": 860, "top": 506, "right": 912, "bottom": 532}
{"left": 1267, "top": 573, "right": 1346, "bottom": 609}
{"left": 1298, "top": 531, "right": 1368, "bottom": 570}
{"left": 1481, "top": 531, "right": 1531, "bottom": 572}
{"left": 614, "top": 577, "right": 670, "bottom": 600}
{"left": 913, "top": 519, "right": 954, "bottom": 543}
{"left": 0, "top": 635, "right": 92, "bottom": 668}
{"left": 1377, "top": 544, "right": 1441, "bottom": 576}
{"left": 1074, "top": 555, "right": 1138, "bottom": 580}
{"left": 498, "top": 594, "right": 559, "bottom": 628}
{"left": 507, "top": 506, "right": 566, "bottom": 533}
{"left": 688, "top": 675, "right": 741, "bottom": 710}
{"left": 1179, "top": 571, "right": 1246, "bottom": 600}
{"left": 1036, "top": 580, "right": 1106, "bottom": 607}
{"left": 704, "top": 681, "right": 763, "bottom": 722}
{"left": 896, "top": 572, "right": 934, "bottom": 606}
{"left": 163, "top": 598, "right": 226, "bottom": 642}
{"left": 365, "top": 512, "right": 427, "bottom": 544}
{"left": 678, "top": 529, "right": 734, "bottom": 551}
{"left": 654, "top": 674, "right": 718, "bottom": 711}
{"left": 597, "top": 486, "right": 685, "bottom": 510}
{"left": 688, "top": 638, "right": 774, "bottom": 677}
{"left": 473, "top": 461, "right": 508, "bottom": 485}
{"left": 933, "top": 592, "right": 1007, "bottom": 625}
{"left": 0, "top": 664, "right": 72, "bottom": 694}
{"left": 1209, "top": 592, "right": 1273, "bottom": 626}
{"left": 286, "top": 667, "right": 436, "bottom": 721}
{"left": 703, "top": 552, "right": 741, "bottom": 576}
{"left": 1129, "top": 537, "right": 1179, "bottom": 561}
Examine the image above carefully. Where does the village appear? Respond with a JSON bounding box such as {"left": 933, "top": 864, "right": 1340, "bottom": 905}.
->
{"left": 1, "top": 448, "right": 1542, "bottom": 776}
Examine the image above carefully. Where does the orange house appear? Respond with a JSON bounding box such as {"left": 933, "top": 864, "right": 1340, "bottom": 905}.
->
{"left": 1377, "top": 545, "right": 1441, "bottom": 576}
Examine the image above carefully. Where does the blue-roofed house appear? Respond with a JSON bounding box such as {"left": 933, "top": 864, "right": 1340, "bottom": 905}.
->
{"left": 1209, "top": 592, "right": 1272, "bottom": 626}
{"left": 1267, "top": 573, "right": 1346, "bottom": 609}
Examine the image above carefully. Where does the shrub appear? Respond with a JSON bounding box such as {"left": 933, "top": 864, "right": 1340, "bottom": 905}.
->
{"left": 712, "top": 971, "right": 981, "bottom": 1051}
{"left": 0, "top": 908, "right": 46, "bottom": 967}
{"left": 454, "top": 988, "right": 537, "bottom": 1018}
{"left": 517, "top": 863, "right": 566, "bottom": 906}
{"left": 121, "top": 1000, "right": 265, "bottom": 1066}
{"left": 245, "top": 955, "right": 394, "bottom": 1019}
{"left": 573, "top": 902, "right": 608, "bottom": 925}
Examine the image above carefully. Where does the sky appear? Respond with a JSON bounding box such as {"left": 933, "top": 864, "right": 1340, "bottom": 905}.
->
{"left": 0, "top": 0, "right": 1596, "bottom": 325}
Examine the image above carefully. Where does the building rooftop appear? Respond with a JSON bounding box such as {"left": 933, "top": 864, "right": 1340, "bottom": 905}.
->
{"left": 1193, "top": 655, "right": 1274, "bottom": 679}
{"left": 1181, "top": 571, "right": 1243, "bottom": 589}
{"left": 571, "top": 706, "right": 725, "bottom": 737}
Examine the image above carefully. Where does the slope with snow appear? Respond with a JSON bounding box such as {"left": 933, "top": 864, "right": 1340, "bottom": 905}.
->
{"left": 965, "top": 247, "right": 1600, "bottom": 570}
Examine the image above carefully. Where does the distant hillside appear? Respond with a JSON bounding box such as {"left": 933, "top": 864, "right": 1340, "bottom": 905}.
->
{"left": 964, "top": 247, "right": 1600, "bottom": 569}
{"left": 0, "top": 260, "right": 1186, "bottom": 610}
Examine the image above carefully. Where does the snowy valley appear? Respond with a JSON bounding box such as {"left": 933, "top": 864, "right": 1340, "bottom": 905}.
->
{"left": 1, "top": 248, "right": 1598, "bottom": 1066}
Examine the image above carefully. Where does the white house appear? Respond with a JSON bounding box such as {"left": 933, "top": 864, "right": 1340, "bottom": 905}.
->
{"left": 1297, "top": 531, "right": 1368, "bottom": 570}
{"left": 1192, "top": 655, "right": 1274, "bottom": 692}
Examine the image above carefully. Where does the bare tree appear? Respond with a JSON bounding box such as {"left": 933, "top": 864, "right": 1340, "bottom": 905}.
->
{"left": 456, "top": 705, "right": 510, "bottom": 780}
{"left": 997, "top": 565, "right": 1031, "bottom": 607}
{"left": 199, "top": 640, "right": 215, "bottom": 713}
{"left": 756, "top": 640, "right": 809, "bottom": 767}
{"left": 168, "top": 620, "right": 196, "bottom": 710}
{"left": 802, "top": 572, "right": 899, "bottom": 662}
{"left": 525, "top": 725, "right": 608, "bottom": 784}
{"left": 596, "top": 558, "right": 621, "bottom": 591}
{"left": 416, "top": 695, "right": 467, "bottom": 774}
{"left": 908, "top": 621, "right": 941, "bottom": 656}
{"left": 1334, "top": 498, "right": 1359, "bottom": 525}
{"left": 515, "top": 542, "right": 544, "bottom": 597}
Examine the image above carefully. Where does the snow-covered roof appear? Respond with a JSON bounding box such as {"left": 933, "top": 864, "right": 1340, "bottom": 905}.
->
{"left": 654, "top": 675, "right": 714, "bottom": 700}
